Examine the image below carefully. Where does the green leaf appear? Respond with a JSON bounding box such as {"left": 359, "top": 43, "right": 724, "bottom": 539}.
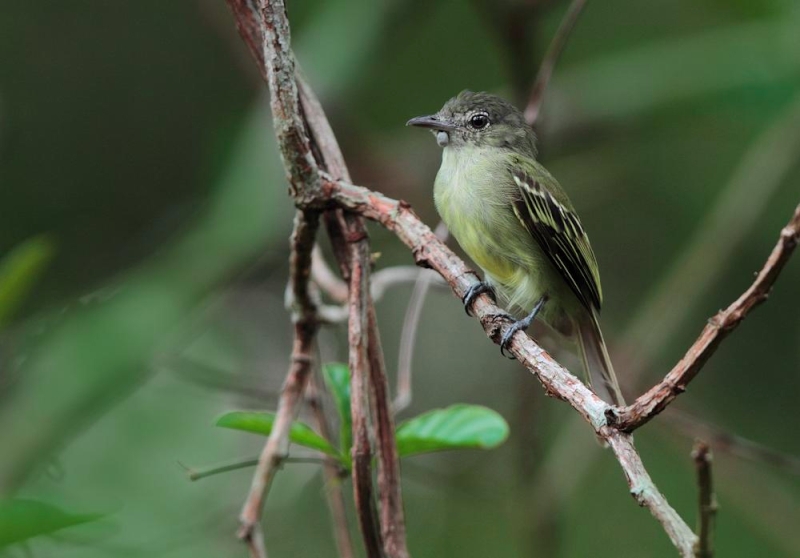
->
{"left": 216, "top": 411, "right": 340, "bottom": 459}
{"left": 396, "top": 405, "right": 509, "bottom": 458}
{"left": 322, "top": 363, "right": 352, "bottom": 455}
{"left": 0, "top": 499, "right": 103, "bottom": 547}
{"left": 0, "top": 236, "right": 54, "bottom": 327}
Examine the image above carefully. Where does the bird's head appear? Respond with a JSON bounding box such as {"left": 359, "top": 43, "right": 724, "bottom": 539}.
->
{"left": 407, "top": 90, "right": 536, "bottom": 156}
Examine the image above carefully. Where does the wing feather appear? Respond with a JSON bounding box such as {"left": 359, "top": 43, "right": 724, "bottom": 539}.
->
{"left": 510, "top": 168, "right": 603, "bottom": 311}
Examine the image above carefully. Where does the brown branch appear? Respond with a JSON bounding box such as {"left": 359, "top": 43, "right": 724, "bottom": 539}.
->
{"left": 605, "top": 433, "right": 697, "bottom": 556}
{"left": 692, "top": 441, "right": 717, "bottom": 558}
{"left": 322, "top": 176, "right": 698, "bottom": 553}
{"left": 346, "top": 216, "right": 385, "bottom": 558}
{"left": 257, "top": 1, "right": 319, "bottom": 204}
{"left": 623, "top": 92, "right": 800, "bottom": 379}
{"left": 366, "top": 305, "right": 409, "bottom": 557}
{"left": 237, "top": 210, "right": 320, "bottom": 553}
{"left": 227, "top": 1, "right": 326, "bottom": 551}
{"left": 524, "top": 0, "right": 589, "bottom": 125}
{"left": 615, "top": 205, "right": 800, "bottom": 432}
{"left": 525, "top": 95, "right": 800, "bottom": 543}
{"left": 306, "top": 370, "right": 356, "bottom": 558}
{"left": 298, "top": 69, "right": 410, "bottom": 558}
{"left": 227, "top": 2, "right": 406, "bottom": 557}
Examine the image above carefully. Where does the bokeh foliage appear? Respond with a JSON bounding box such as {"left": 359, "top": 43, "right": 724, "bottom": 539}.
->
{"left": 0, "top": 0, "right": 798, "bottom": 556}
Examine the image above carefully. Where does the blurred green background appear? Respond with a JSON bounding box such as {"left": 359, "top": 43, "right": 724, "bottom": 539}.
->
{"left": 1, "top": 0, "right": 799, "bottom": 556}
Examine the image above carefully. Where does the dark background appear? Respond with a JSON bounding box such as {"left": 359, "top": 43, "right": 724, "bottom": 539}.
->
{"left": 1, "top": 0, "right": 799, "bottom": 556}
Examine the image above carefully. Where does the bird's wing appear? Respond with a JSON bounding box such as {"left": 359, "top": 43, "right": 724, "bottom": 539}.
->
{"left": 509, "top": 162, "right": 603, "bottom": 311}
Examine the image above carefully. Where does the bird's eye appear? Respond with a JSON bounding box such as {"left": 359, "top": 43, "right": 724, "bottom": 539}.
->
{"left": 469, "top": 113, "right": 489, "bottom": 130}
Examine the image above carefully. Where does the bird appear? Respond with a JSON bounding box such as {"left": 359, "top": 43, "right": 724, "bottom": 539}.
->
{"left": 407, "top": 90, "right": 625, "bottom": 406}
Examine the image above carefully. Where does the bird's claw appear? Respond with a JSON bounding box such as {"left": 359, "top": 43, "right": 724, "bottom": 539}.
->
{"left": 462, "top": 281, "right": 496, "bottom": 316}
{"left": 498, "top": 296, "right": 548, "bottom": 360}
{"left": 499, "top": 322, "right": 525, "bottom": 360}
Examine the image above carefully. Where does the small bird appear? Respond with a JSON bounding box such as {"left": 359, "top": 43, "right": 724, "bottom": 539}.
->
{"left": 408, "top": 90, "right": 625, "bottom": 406}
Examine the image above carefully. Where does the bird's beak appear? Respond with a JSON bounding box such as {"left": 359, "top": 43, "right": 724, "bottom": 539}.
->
{"left": 406, "top": 114, "right": 457, "bottom": 131}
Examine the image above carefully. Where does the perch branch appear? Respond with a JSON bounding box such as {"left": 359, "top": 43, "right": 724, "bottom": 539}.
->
{"left": 323, "top": 175, "right": 699, "bottom": 553}
{"left": 692, "top": 441, "right": 716, "bottom": 558}
{"left": 615, "top": 205, "right": 800, "bottom": 431}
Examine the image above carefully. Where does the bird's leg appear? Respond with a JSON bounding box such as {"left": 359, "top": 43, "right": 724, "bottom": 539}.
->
{"left": 462, "top": 281, "right": 496, "bottom": 316}
{"left": 500, "top": 295, "right": 548, "bottom": 359}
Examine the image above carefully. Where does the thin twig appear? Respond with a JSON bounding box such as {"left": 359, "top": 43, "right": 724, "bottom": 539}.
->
{"left": 615, "top": 205, "right": 800, "bottom": 431}
{"left": 312, "top": 247, "right": 349, "bottom": 303}
{"left": 313, "top": 257, "right": 445, "bottom": 325}
{"left": 666, "top": 409, "right": 800, "bottom": 476}
{"left": 183, "top": 457, "right": 259, "bottom": 481}
{"left": 524, "top": 0, "right": 589, "bottom": 125}
{"left": 394, "top": 222, "right": 448, "bottom": 414}
{"left": 238, "top": 211, "right": 320, "bottom": 552}
{"left": 692, "top": 441, "right": 716, "bottom": 558}
{"left": 471, "top": 0, "right": 539, "bottom": 105}
{"left": 183, "top": 455, "right": 328, "bottom": 481}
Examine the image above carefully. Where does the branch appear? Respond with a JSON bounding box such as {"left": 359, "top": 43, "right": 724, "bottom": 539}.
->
{"left": 692, "top": 441, "right": 717, "bottom": 558}
{"left": 367, "top": 305, "right": 409, "bottom": 557}
{"left": 606, "top": 433, "right": 697, "bottom": 556}
{"left": 623, "top": 92, "right": 800, "bottom": 377}
{"left": 226, "top": 2, "right": 410, "bottom": 557}
{"left": 345, "top": 215, "right": 385, "bottom": 558}
{"left": 615, "top": 205, "right": 800, "bottom": 431}
{"left": 257, "top": 0, "right": 319, "bottom": 204}
{"left": 227, "top": 2, "right": 325, "bottom": 552}
{"left": 221, "top": 0, "right": 800, "bottom": 554}
{"left": 394, "top": 222, "right": 449, "bottom": 414}
{"left": 524, "top": 0, "right": 589, "bottom": 125}
{"left": 322, "top": 175, "right": 698, "bottom": 552}
{"left": 306, "top": 369, "right": 356, "bottom": 558}
{"left": 238, "top": 210, "right": 320, "bottom": 552}
{"left": 525, "top": 94, "right": 800, "bottom": 541}
{"left": 298, "top": 70, "right": 410, "bottom": 558}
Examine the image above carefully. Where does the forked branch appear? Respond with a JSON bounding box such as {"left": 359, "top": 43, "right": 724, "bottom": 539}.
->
{"left": 615, "top": 205, "right": 800, "bottom": 432}
{"left": 223, "top": 0, "right": 800, "bottom": 556}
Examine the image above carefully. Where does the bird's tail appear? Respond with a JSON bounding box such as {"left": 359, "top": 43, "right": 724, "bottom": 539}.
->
{"left": 577, "top": 313, "right": 625, "bottom": 406}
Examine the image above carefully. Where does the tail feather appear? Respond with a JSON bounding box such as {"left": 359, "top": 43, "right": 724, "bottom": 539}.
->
{"left": 577, "top": 314, "right": 625, "bottom": 406}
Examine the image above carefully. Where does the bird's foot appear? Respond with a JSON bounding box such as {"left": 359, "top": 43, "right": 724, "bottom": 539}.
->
{"left": 462, "top": 281, "right": 496, "bottom": 316}
{"left": 499, "top": 296, "right": 548, "bottom": 359}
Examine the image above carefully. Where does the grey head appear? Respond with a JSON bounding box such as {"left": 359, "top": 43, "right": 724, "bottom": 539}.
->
{"left": 407, "top": 90, "right": 536, "bottom": 156}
